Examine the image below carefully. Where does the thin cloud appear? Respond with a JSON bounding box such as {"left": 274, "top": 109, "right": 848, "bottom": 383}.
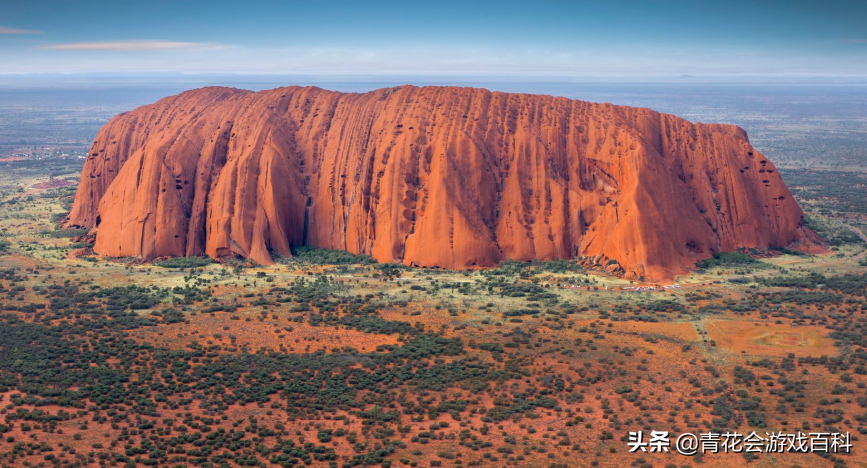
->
{"left": 840, "top": 39, "right": 867, "bottom": 44}
{"left": 0, "top": 26, "right": 41, "bottom": 34}
{"left": 41, "top": 40, "right": 224, "bottom": 51}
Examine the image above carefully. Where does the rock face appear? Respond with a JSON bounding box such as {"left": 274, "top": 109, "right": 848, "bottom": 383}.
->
{"left": 66, "top": 85, "right": 819, "bottom": 280}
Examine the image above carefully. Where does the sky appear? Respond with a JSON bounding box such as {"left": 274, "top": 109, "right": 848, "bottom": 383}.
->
{"left": 1, "top": 0, "right": 866, "bottom": 80}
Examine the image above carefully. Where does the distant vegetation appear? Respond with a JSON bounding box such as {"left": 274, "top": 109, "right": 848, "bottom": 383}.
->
{"left": 40, "top": 228, "right": 88, "bottom": 238}
{"left": 804, "top": 215, "right": 863, "bottom": 247}
{"left": 538, "top": 259, "right": 585, "bottom": 274}
{"left": 696, "top": 251, "right": 759, "bottom": 269}
{"left": 782, "top": 169, "right": 867, "bottom": 216}
{"left": 288, "top": 245, "right": 376, "bottom": 265}
{"left": 153, "top": 256, "right": 213, "bottom": 269}
{"left": 759, "top": 272, "right": 867, "bottom": 295}
{"left": 486, "top": 259, "right": 585, "bottom": 277}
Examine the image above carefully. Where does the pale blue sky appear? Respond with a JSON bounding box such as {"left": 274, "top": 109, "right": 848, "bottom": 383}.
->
{"left": 1, "top": 0, "right": 866, "bottom": 78}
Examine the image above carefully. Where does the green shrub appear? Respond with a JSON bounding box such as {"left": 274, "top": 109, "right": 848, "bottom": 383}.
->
{"left": 41, "top": 228, "right": 88, "bottom": 238}
{"left": 288, "top": 245, "right": 375, "bottom": 265}
{"left": 697, "top": 251, "right": 759, "bottom": 269}
{"left": 152, "top": 256, "right": 213, "bottom": 269}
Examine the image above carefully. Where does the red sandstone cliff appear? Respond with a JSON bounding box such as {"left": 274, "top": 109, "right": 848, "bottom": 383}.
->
{"left": 66, "top": 85, "right": 819, "bottom": 280}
